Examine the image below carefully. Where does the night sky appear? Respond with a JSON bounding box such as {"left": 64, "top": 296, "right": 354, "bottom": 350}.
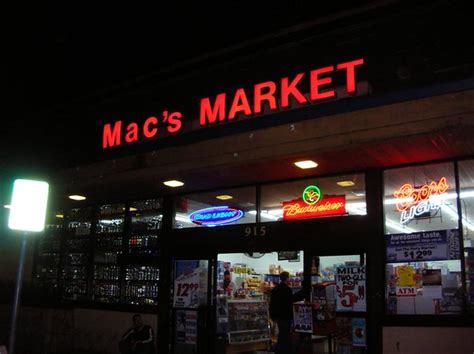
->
{"left": 2, "top": 1, "right": 473, "bottom": 178}
{"left": 3, "top": 2, "right": 374, "bottom": 174}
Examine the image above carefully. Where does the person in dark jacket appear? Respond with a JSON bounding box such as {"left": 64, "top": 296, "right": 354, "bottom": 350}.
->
{"left": 269, "top": 271, "right": 294, "bottom": 354}
{"left": 119, "top": 314, "right": 155, "bottom": 354}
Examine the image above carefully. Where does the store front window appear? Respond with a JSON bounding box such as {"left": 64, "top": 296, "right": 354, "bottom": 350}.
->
{"left": 216, "top": 252, "right": 304, "bottom": 353}
{"left": 383, "top": 163, "right": 464, "bottom": 315}
{"left": 457, "top": 159, "right": 474, "bottom": 312}
{"left": 174, "top": 187, "right": 256, "bottom": 228}
{"left": 260, "top": 173, "right": 367, "bottom": 222}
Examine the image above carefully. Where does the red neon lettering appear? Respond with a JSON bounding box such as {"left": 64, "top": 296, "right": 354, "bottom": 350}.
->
{"left": 254, "top": 81, "right": 277, "bottom": 114}
{"left": 281, "top": 73, "right": 307, "bottom": 108}
{"left": 282, "top": 196, "right": 346, "bottom": 220}
{"left": 310, "top": 65, "right": 335, "bottom": 101}
{"left": 394, "top": 177, "right": 449, "bottom": 212}
{"left": 102, "top": 121, "right": 122, "bottom": 149}
{"left": 143, "top": 116, "right": 158, "bottom": 138}
{"left": 228, "top": 88, "right": 252, "bottom": 119}
{"left": 166, "top": 111, "right": 183, "bottom": 134}
{"left": 125, "top": 122, "right": 139, "bottom": 143}
{"left": 199, "top": 93, "right": 226, "bottom": 126}
{"left": 337, "top": 59, "right": 364, "bottom": 94}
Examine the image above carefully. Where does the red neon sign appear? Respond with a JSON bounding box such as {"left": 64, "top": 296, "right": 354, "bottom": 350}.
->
{"left": 102, "top": 59, "right": 365, "bottom": 149}
{"left": 282, "top": 195, "right": 346, "bottom": 220}
{"left": 393, "top": 177, "right": 449, "bottom": 212}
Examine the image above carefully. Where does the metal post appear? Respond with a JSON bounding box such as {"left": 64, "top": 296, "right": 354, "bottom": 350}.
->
{"left": 8, "top": 233, "right": 28, "bottom": 354}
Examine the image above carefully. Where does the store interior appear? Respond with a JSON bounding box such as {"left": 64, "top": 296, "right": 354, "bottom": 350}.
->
{"left": 213, "top": 251, "right": 366, "bottom": 353}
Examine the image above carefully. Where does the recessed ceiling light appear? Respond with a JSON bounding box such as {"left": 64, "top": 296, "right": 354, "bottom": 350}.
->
{"left": 4, "top": 204, "right": 11, "bottom": 209}
{"left": 69, "top": 195, "right": 86, "bottom": 201}
{"left": 294, "top": 160, "right": 318, "bottom": 169}
{"left": 163, "top": 180, "right": 184, "bottom": 187}
{"left": 352, "top": 190, "right": 366, "bottom": 197}
{"left": 216, "top": 195, "right": 233, "bottom": 200}
{"left": 55, "top": 214, "right": 64, "bottom": 218}
{"left": 337, "top": 181, "right": 355, "bottom": 187}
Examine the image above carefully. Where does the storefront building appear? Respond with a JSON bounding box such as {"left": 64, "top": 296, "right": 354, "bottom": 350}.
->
{"left": 6, "top": 3, "right": 474, "bottom": 354}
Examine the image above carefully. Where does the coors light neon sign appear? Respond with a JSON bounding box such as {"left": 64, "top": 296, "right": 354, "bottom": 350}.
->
{"left": 393, "top": 177, "right": 449, "bottom": 224}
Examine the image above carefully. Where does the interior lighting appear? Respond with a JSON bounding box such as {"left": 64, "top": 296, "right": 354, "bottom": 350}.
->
{"left": 69, "top": 195, "right": 86, "bottom": 201}
{"left": 337, "top": 180, "right": 355, "bottom": 187}
{"left": 163, "top": 180, "right": 184, "bottom": 187}
{"left": 216, "top": 195, "right": 233, "bottom": 200}
{"left": 352, "top": 190, "right": 366, "bottom": 197}
{"left": 294, "top": 160, "right": 318, "bottom": 169}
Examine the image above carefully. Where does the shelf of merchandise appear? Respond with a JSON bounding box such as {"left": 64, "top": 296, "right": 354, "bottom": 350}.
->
{"left": 466, "top": 247, "right": 474, "bottom": 311}
{"left": 124, "top": 199, "right": 162, "bottom": 306}
{"left": 227, "top": 300, "right": 271, "bottom": 345}
{"left": 92, "top": 203, "right": 125, "bottom": 304}
{"left": 60, "top": 207, "right": 94, "bottom": 302}
{"left": 32, "top": 198, "right": 162, "bottom": 309}
{"left": 33, "top": 211, "right": 64, "bottom": 298}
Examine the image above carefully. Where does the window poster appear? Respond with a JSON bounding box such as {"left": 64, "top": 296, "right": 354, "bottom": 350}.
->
{"left": 175, "top": 310, "right": 198, "bottom": 345}
{"left": 386, "top": 229, "right": 460, "bottom": 263}
{"left": 173, "top": 260, "right": 208, "bottom": 308}
{"left": 293, "top": 302, "right": 313, "bottom": 333}
{"left": 352, "top": 318, "right": 366, "bottom": 347}
{"left": 335, "top": 266, "right": 366, "bottom": 312}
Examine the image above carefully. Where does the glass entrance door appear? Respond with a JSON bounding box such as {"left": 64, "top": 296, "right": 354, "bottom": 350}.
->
{"left": 170, "top": 258, "right": 212, "bottom": 354}
{"left": 310, "top": 253, "right": 367, "bottom": 354}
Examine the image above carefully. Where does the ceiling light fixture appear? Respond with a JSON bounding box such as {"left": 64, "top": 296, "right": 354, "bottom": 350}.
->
{"left": 337, "top": 180, "right": 355, "bottom": 187}
{"left": 294, "top": 160, "right": 318, "bottom": 169}
{"left": 352, "top": 190, "right": 366, "bottom": 197}
{"left": 216, "top": 195, "right": 233, "bottom": 200}
{"left": 55, "top": 214, "right": 64, "bottom": 218}
{"left": 163, "top": 180, "right": 184, "bottom": 188}
{"left": 68, "top": 195, "right": 86, "bottom": 201}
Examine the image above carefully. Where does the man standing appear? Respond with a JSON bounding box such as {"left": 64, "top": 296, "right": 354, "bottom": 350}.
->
{"left": 119, "top": 314, "right": 155, "bottom": 354}
{"left": 269, "top": 271, "right": 293, "bottom": 354}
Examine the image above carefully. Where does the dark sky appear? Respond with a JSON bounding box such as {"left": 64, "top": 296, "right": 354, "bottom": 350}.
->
{"left": 3, "top": 0, "right": 472, "bottom": 178}
{"left": 4, "top": 1, "right": 376, "bottom": 175}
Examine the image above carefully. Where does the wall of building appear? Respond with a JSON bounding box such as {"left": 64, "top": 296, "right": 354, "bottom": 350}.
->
{"left": 0, "top": 305, "right": 158, "bottom": 354}
{"left": 383, "top": 327, "right": 474, "bottom": 354}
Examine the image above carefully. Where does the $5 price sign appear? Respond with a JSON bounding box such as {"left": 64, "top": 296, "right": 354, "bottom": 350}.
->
{"left": 336, "top": 284, "right": 365, "bottom": 308}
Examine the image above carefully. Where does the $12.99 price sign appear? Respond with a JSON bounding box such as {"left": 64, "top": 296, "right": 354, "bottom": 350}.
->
{"left": 173, "top": 271, "right": 200, "bottom": 308}
{"left": 403, "top": 249, "right": 433, "bottom": 260}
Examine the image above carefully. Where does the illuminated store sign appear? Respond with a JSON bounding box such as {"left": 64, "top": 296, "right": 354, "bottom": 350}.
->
{"left": 302, "top": 185, "right": 322, "bottom": 205}
{"left": 189, "top": 206, "right": 244, "bottom": 227}
{"left": 102, "top": 58, "right": 365, "bottom": 149}
{"left": 283, "top": 185, "right": 346, "bottom": 220}
{"left": 393, "top": 177, "right": 449, "bottom": 224}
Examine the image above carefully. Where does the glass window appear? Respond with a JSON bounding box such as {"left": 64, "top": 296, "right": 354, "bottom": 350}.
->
{"left": 384, "top": 163, "right": 458, "bottom": 234}
{"left": 174, "top": 187, "right": 256, "bottom": 228}
{"left": 260, "top": 173, "right": 366, "bottom": 222}
{"left": 458, "top": 159, "right": 474, "bottom": 312}
{"left": 384, "top": 163, "right": 463, "bottom": 315}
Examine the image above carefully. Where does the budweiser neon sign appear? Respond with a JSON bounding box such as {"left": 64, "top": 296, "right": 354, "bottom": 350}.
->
{"left": 393, "top": 177, "right": 449, "bottom": 224}
{"left": 102, "top": 59, "right": 365, "bottom": 149}
{"left": 283, "top": 195, "right": 346, "bottom": 220}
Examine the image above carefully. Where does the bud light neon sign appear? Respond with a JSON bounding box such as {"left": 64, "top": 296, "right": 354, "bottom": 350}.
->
{"left": 189, "top": 206, "right": 245, "bottom": 227}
